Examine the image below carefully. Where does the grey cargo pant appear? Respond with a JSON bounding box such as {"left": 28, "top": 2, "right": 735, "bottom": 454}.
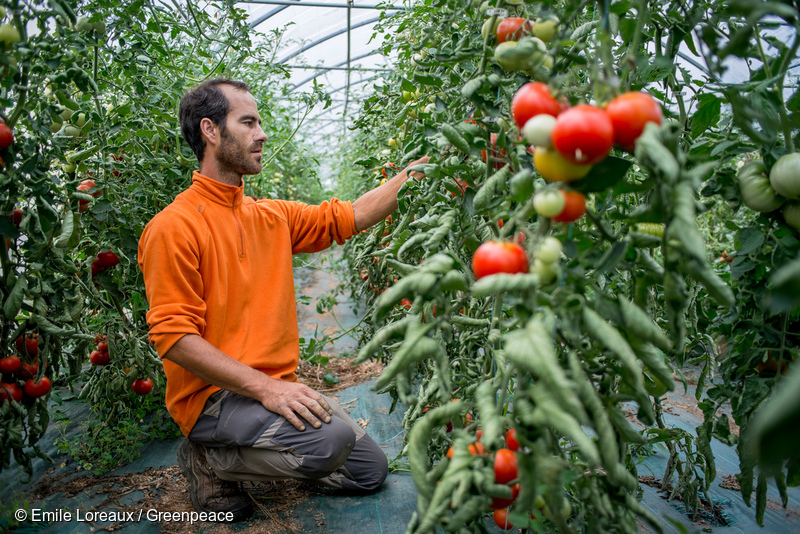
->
{"left": 188, "top": 390, "right": 388, "bottom": 491}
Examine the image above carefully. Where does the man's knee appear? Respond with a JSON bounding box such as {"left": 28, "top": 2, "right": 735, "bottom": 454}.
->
{"left": 359, "top": 449, "right": 388, "bottom": 491}
{"left": 292, "top": 416, "right": 356, "bottom": 479}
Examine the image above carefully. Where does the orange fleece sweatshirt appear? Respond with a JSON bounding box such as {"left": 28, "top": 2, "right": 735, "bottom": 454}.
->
{"left": 138, "top": 172, "right": 357, "bottom": 436}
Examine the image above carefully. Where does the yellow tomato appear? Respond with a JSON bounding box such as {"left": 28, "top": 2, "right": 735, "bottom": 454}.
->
{"left": 533, "top": 146, "right": 592, "bottom": 182}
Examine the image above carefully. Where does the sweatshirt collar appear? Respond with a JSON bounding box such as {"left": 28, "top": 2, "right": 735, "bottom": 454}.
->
{"left": 190, "top": 171, "right": 245, "bottom": 208}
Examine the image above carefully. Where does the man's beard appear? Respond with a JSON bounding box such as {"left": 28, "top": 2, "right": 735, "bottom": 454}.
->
{"left": 218, "top": 128, "right": 262, "bottom": 176}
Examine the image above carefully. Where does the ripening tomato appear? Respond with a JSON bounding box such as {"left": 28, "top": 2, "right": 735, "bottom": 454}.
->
{"left": 0, "top": 382, "right": 23, "bottom": 403}
{"left": 132, "top": 377, "right": 153, "bottom": 395}
{"left": 493, "top": 508, "right": 514, "bottom": 530}
{"left": 491, "top": 483, "right": 520, "bottom": 510}
{"left": 551, "top": 104, "right": 614, "bottom": 165}
{"left": 494, "top": 448, "right": 518, "bottom": 484}
{"left": 0, "top": 355, "right": 21, "bottom": 374}
{"left": 0, "top": 124, "right": 13, "bottom": 149}
{"left": 605, "top": 92, "right": 663, "bottom": 151}
{"left": 496, "top": 17, "right": 532, "bottom": 43}
{"left": 446, "top": 441, "right": 486, "bottom": 459}
{"left": 505, "top": 428, "right": 520, "bottom": 451}
{"left": 90, "top": 350, "right": 110, "bottom": 366}
{"left": 24, "top": 376, "right": 51, "bottom": 398}
{"left": 533, "top": 146, "right": 592, "bottom": 182}
{"left": 511, "top": 82, "right": 564, "bottom": 129}
{"left": 472, "top": 241, "right": 529, "bottom": 279}
{"left": 77, "top": 178, "right": 101, "bottom": 197}
{"left": 553, "top": 191, "right": 586, "bottom": 223}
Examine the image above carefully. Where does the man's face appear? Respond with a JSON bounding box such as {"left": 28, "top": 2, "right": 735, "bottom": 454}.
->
{"left": 215, "top": 85, "right": 267, "bottom": 176}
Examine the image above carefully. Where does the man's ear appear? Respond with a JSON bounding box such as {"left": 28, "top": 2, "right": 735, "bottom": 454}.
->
{"left": 200, "top": 118, "right": 218, "bottom": 148}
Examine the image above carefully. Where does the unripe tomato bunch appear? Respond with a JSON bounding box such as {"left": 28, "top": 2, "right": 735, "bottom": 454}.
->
{"left": 736, "top": 153, "right": 800, "bottom": 233}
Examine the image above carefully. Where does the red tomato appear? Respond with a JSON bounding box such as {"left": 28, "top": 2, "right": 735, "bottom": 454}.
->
{"left": 446, "top": 441, "right": 486, "bottom": 459}
{"left": 132, "top": 377, "right": 153, "bottom": 395}
{"left": 481, "top": 133, "right": 507, "bottom": 170}
{"left": 493, "top": 508, "right": 514, "bottom": 530}
{"left": 96, "top": 250, "right": 120, "bottom": 268}
{"left": 97, "top": 341, "right": 109, "bottom": 352}
{"left": 496, "top": 17, "right": 532, "bottom": 43}
{"left": 15, "top": 333, "right": 39, "bottom": 357}
{"left": 0, "top": 355, "right": 22, "bottom": 374}
{"left": 605, "top": 92, "right": 663, "bottom": 151}
{"left": 472, "top": 241, "right": 529, "bottom": 279}
{"left": 0, "top": 382, "right": 23, "bottom": 403}
{"left": 90, "top": 350, "right": 110, "bottom": 366}
{"left": 77, "top": 178, "right": 101, "bottom": 197}
{"left": 401, "top": 299, "right": 413, "bottom": 310}
{"left": 511, "top": 82, "right": 565, "bottom": 129}
{"left": 9, "top": 208, "right": 22, "bottom": 228}
{"left": 20, "top": 361, "right": 39, "bottom": 379}
{"left": 91, "top": 258, "right": 103, "bottom": 277}
{"left": 505, "top": 428, "right": 520, "bottom": 451}
{"left": 551, "top": 104, "right": 614, "bottom": 165}
{"left": 24, "top": 376, "right": 51, "bottom": 398}
{"left": 0, "top": 124, "right": 13, "bottom": 149}
{"left": 553, "top": 191, "right": 587, "bottom": 223}
{"left": 491, "top": 483, "right": 520, "bottom": 510}
{"left": 494, "top": 448, "right": 518, "bottom": 485}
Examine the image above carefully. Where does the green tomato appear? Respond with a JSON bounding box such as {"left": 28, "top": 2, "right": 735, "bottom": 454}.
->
{"left": 479, "top": 1, "right": 489, "bottom": 14}
{"left": 494, "top": 37, "right": 548, "bottom": 72}
{"left": 59, "top": 106, "right": 74, "bottom": 122}
{"left": 531, "top": 18, "right": 559, "bottom": 43}
{"left": 0, "top": 22, "right": 21, "bottom": 45}
{"left": 50, "top": 121, "right": 63, "bottom": 134}
{"left": 522, "top": 114, "right": 557, "bottom": 147}
{"left": 531, "top": 258, "right": 558, "bottom": 284}
{"left": 75, "top": 16, "right": 93, "bottom": 31}
{"left": 533, "top": 189, "right": 566, "bottom": 217}
{"left": 482, "top": 18, "right": 501, "bottom": 40}
{"left": 535, "top": 236, "right": 562, "bottom": 264}
{"left": 770, "top": 153, "right": 800, "bottom": 200}
{"left": 544, "top": 500, "right": 572, "bottom": 522}
{"left": 0, "top": 6, "right": 6, "bottom": 19}
{"left": 73, "top": 112, "right": 87, "bottom": 127}
{"left": 92, "top": 21, "right": 106, "bottom": 35}
{"left": 64, "top": 125, "right": 81, "bottom": 138}
{"left": 738, "top": 160, "right": 784, "bottom": 212}
{"left": 783, "top": 202, "right": 800, "bottom": 231}
{"left": 61, "top": 162, "right": 77, "bottom": 173}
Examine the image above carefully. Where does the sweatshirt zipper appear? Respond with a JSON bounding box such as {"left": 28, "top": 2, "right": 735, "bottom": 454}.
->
{"left": 232, "top": 205, "right": 245, "bottom": 258}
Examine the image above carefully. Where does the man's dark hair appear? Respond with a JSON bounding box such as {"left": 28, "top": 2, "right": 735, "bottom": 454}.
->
{"left": 179, "top": 78, "right": 250, "bottom": 162}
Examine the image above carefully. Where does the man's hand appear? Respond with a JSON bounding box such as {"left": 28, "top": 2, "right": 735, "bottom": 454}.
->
{"left": 259, "top": 377, "right": 333, "bottom": 431}
{"left": 352, "top": 154, "right": 430, "bottom": 231}
{"left": 405, "top": 156, "right": 430, "bottom": 180}
{"left": 164, "top": 335, "right": 334, "bottom": 432}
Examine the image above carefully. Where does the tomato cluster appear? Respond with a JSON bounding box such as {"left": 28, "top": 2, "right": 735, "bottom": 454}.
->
{"left": 90, "top": 334, "right": 110, "bottom": 366}
{"left": 91, "top": 249, "right": 120, "bottom": 277}
{"left": 0, "top": 333, "right": 51, "bottom": 403}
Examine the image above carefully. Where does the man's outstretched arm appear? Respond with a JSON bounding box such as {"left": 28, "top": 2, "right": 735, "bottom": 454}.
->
{"left": 351, "top": 156, "right": 429, "bottom": 231}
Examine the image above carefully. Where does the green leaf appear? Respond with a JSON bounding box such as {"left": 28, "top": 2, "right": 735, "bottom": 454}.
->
{"left": 571, "top": 156, "right": 632, "bottom": 193}
{"left": 691, "top": 94, "right": 721, "bottom": 138}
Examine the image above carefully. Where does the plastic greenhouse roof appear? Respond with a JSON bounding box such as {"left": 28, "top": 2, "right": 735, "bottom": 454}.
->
{"left": 237, "top": 0, "right": 407, "bottom": 141}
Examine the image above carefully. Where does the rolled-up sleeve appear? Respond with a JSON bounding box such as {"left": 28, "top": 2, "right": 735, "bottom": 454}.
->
{"left": 138, "top": 212, "right": 207, "bottom": 358}
{"left": 272, "top": 198, "right": 357, "bottom": 254}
